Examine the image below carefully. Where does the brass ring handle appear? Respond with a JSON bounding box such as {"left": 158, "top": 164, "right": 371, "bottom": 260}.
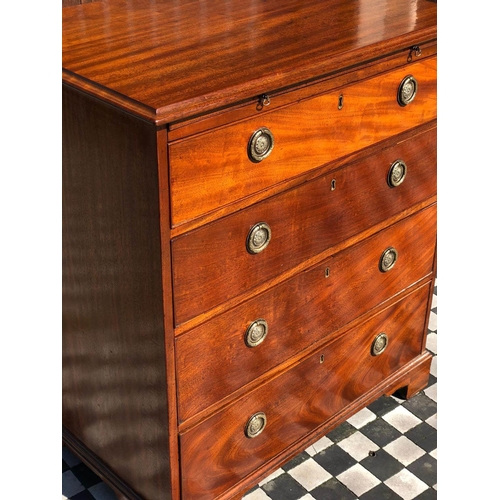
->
{"left": 245, "top": 412, "right": 267, "bottom": 438}
{"left": 245, "top": 319, "right": 268, "bottom": 347}
{"left": 397, "top": 75, "right": 418, "bottom": 106}
{"left": 248, "top": 127, "right": 275, "bottom": 162}
{"left": 387, "top": 160, "right": 407, "bottom": 187}
{"left": 379, "top": 247, "right": 398, "bottom": 272}
{"left": 246, "top": 222, "right": 272, "bottom": 254}
{"left": 371, "top": 333, "right": 389, "bottom": 356}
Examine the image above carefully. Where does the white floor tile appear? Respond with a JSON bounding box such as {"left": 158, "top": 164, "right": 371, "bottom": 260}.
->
{"left": 337, "top": 431, "right": 379, "bottom": 461}
{"left": 62, "top": 471, "right": 84, "bottom": 499}
{"left": 385, "top": 468, "right": 428, "bottom": 500}
{"left": 426, "top": 332, "right": 437, "bottom": 354}
{"left": 427, "top": 311, "right": 437, "bottom": 331}
{"left": 384, "top": 436, "right": 426, "bottom": 466}
{"left": 425, "top": 383, "right": 437, "bottom": 402}
{"left": 258, "top": 468, "right": 284, "bottom": 486}
{"left": 88, "top": 482, "right": 119, "bottom": 500}
{"left": 382, "top": 406, "right": 422, "bottom": 433}
{"left": 298, "top": 495, "right": 315, "bottom": 500}
{"left": 288, "top": 459, "right": 332, "bottom": 491}
{"left": 430, "top": 356, "right": 437, "bottom": 377}
{"left": 337, "top": 464, "right": 381, "bottom": 497}
{"left": 347, "top": 407, "right": 376, "bottom": 429}
{"left": 243, "top": 488, "right": 272, "bottom": 499}
{"left": 305, "top": 436, "right": 333, "bottom": 456}
{"left": 426, "top": 414, "right": 437, "bottom": 429}
{"left": 431, "top": 292, "right": 437, "bottom": 310}
{"left": 429, "top": 448, "right": 437, "bottom": 460}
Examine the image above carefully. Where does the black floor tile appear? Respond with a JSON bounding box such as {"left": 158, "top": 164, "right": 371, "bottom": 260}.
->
{"left": 414, "top": 486, "right": 438, "bottom": 499}
{"left": 70, "top": 462, "right": 102, "bottom": 489}
{"left": 359, "top": 449, "right": 404, "bottom": 482}
{"left": 63, "top": 459, "right": 70, "bottom": 473}
{"left": 402, "top": 393, "right": 437, "bottom": 421}
{"left": 407, "top": 455, "right": 437, "bottom": 487}
{"left": 313, "top": 444, "right": 357, "bottom": 477}
{"left": 426, "top": 373, "right": 437, "bottom": 389}
{"left": 405, "top": 422, "right": 437, "bottom": 452}
{"left": 69, "top": 491, "right": 96, "bottom": 500}
{"left": 359, "top": 482, "right": 404, "bottom": 500}
{"left": 359, "top": 417, "right": 403, "bottom": 447}
{"left": 326, "top": 421, "right": 357, "bottom": 443}
{"left": 281, "top": 451, "right": 310, "bottom": 472}
{"left": 309, "top": 477, "right": 358, "bottom": 500}
{"left": 261, "top": 473, "right": 308, "bottom": 500}
{"left": 367, "top": 396, "right": 400, "bottom": 417}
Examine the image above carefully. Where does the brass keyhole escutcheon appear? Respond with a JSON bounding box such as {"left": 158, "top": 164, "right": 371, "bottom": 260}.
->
{"left": 338, "top": 94, "right": 344, "bottom": 110}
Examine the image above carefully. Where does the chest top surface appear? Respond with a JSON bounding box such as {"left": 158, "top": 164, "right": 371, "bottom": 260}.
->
{"left": 62, "top": 0, "right": 437, "bottom": 123}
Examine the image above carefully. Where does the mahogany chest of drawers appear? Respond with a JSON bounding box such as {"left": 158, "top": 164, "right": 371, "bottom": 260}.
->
{"left": 62, "top": 1, "right": 437, "bottom": 498}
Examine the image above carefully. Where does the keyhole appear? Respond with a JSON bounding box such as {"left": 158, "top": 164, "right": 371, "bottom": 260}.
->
{"left": 320, "top": 354, "right": 325, "bottom": 364}
{"left": 338, "top": 94, "right": 344, "bottom": 110}
{"left": 331, "top": 179, "right": 336, "bottom": 191}
{"left": 325, "top": 267, "right": 330, "bottom": 278}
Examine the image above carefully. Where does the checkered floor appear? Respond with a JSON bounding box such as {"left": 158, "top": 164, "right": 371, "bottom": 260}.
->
{"left": 62, "top": 281, "right": 437, "bottom": 500}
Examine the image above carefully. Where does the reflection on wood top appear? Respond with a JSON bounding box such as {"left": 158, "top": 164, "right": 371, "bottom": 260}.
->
{"left": 62, "top": 0, "right": 437, "bottom": 123}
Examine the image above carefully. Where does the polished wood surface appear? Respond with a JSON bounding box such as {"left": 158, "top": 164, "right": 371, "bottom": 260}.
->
{"left": 62, "top": 85, "right": 173, "bottom": 500}
{"left": 62, "top": 0, "right": 437, "bottom": 123}
{"left": 169, "top": 57, "right": 436, "bottom": 226}
{"left": 176, "top": 205, "right": 436, "bottom": 422}
{"left": 180, "top": 284, "right": 430, "bottom": 499}
{"left": 172, "top": 127, "right": 436, "bottom": 324}
{"left": 62, "top": 1, "right": 437, "bottom": 498}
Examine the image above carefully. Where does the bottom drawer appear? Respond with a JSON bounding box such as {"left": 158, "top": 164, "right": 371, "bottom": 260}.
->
{"left": 180, "top": 283, "right": 431, "bottom": 499}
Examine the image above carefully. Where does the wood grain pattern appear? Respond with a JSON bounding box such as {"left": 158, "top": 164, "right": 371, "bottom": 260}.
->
{"left": 62, "top": 84, "right": 172, "bottom": 500}
{"left": 172, "top": 127, "right": 436, "bottom": 325}
{"left": 176, "top": 204, "right": 436, "bottom": 422}
{"left": 169, "top": 57, "right": 436, "bottom": 226}
{"left": 180, "top": 284, "right": 430, "bottom": 499}
{"left": 62, "top": 0, "right": 437, "bottom": 123}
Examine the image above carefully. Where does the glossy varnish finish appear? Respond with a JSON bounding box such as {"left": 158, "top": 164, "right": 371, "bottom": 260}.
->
{"left": 169, "top": 57, "right": 436, "bottom": 226}
{"left": 62, "top": 0, "right": 437, "bottom": 123}
{"left": 172, "top": 126, "right": 436, "bottom": 324}
{"left": 180, "top": 284, "right": 431, "bottom": 499}
{"left": 62, "top": 1, "right": 437, "bottom": 499}
{"left": 175, "top": 204, "right": 436, "bottom": 423}
{"left": 62, "top": 85, "right": 174, "bottom": 500}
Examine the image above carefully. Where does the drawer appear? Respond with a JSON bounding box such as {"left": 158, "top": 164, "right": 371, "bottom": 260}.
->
{"left": 176, "top": 204, "right": 436, "bottom": 422}
{"left": 172, "top": 127, "right": 436, "bottom": 325}
{"left": 169, "top": 57, "right": 436, "bottom": 226}
{"left": 180, "top": 283, "right": 431, "bottom": 499}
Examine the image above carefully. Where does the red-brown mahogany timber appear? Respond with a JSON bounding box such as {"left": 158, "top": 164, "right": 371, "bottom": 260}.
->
{"left": 62, "top": 0, "right": 437, "bottom": 124}
{"left": 180, "top": 284, "right": 431, "bottom": 500}
{"left": 169, "top": 57, "right": 436, "bottom": 226}
{"left": 62, "top": 1, "right": 437, "bottom": 498}
{"left": 172, "top": 127, "right": 436, "bottom": 325}
{"left": 175, "top": 204, "right": 436, "bottom": 423}
{"left": 62, "top": 85, "right": 175, "bottom": 500}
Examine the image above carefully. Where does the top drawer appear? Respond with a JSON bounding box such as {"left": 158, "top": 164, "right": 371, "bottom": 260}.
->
{"left": 169, "top": 57, "right": 437, "bottom": 226}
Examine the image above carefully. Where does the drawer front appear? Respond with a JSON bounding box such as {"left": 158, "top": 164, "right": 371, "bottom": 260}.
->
{"left": 169, "top": 57, "right": 436, "bottom": 226}
{"left": 176, "top": 204, "right": 436, "bottom": 421}
{"left": 172, "top": 127, "right": 436, "bottom": 325}
{"left": 180, "top": 284, "right": 430, "bottom": 499}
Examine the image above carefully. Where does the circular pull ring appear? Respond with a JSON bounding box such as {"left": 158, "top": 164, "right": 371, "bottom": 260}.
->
{"left": 248, "top": 127, "right": 275, "bottom": 162}
{"left": 245, "top": 319, "right": 268, "bottom": 347}
{"left": 245, "top": 412, "right": 267, "bottom": 438}
{"left": 246, "top": 222, "right": 272, "bottom": 254}
{"left": 387, "top": 160, "right": 407, "bottom": 187}
{"left": 371, "top": 333, "right": 389, "bottom": 356}
{"left": 379, "top": 247, "right": 398, "bottom": 272}
{"left": 397, "top": 75, "right": 418, "bottom": 106}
